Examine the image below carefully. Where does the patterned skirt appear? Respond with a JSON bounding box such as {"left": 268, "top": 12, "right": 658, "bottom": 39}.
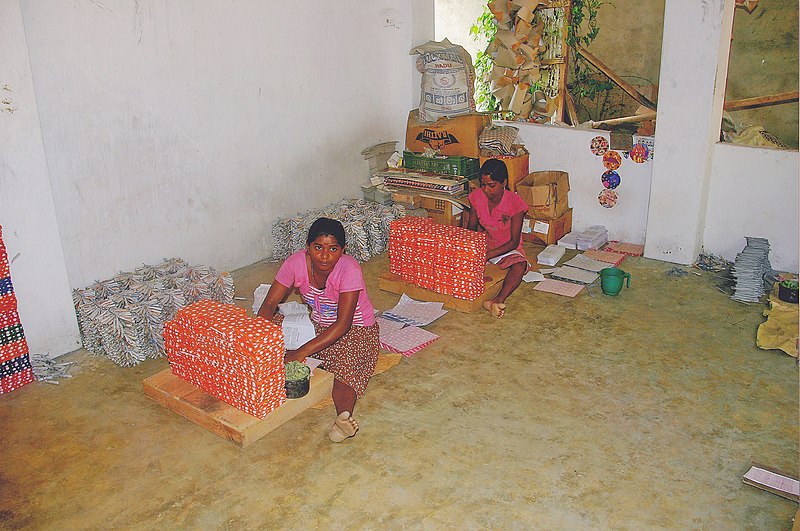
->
{"left": 311, "top": 321, "right": 379, "bottom": 398}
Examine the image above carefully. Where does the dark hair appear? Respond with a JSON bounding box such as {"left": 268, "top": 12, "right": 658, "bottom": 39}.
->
{"left": 307, "top": 217, "right": 346, "bottom": 247}
{"left": 480, "top": 159, "right": 509, "bottom": 186}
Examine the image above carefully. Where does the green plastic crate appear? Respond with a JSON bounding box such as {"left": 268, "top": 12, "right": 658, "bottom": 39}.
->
{"left": 403, "top": 151, "right": 480, "bottom": 177}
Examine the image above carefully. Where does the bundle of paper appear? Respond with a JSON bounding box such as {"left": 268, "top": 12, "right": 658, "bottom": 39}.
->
{"left": 603, "top": 241, "right": 644, "bottom": 257}
{"left": 536, "top": 244, "right": 566, "bottom": 266}
{"left": 550, "top": 266, "right": 599, "bottom": 284}
{"left": 0, "top": 225, "right": 34, "bottom": 394}
{"left": 576, "top": 225, "right": 609, "bottom": 251}
{"left": 583, "top": 249, "right": 625, "bottom": 266}
{"left": 381, "top": 294, "right": 448, "bottom": 327}
{"left": 389, "top": 217, "right": 486, "bottom": 300}
{"left": 380, "top": 325, "right": 439, "bottom": 357}
{"left": 563, "top": 254, "right": 609, "bottom": 272}
{"left": 378, "top": 168, "right": 468, "bottom": 195}
{"left": 164, "top": 299, "right": 286, "bottom": 418}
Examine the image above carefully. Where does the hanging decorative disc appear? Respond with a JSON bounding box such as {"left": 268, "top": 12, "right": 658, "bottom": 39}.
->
{"left": 598, "top": 189, "right": 618, "bottom": 208}
{"left": 590, "top": 136, "right": 609, "bottom": 156}
{"left": 630, "top": 143, "right": 650, "bottom": 163}
{"left": 601, "top": 170, "right": 621, "bottom": 189}
{"left": 602, "top": 150, "right": 622, "bottom": 170}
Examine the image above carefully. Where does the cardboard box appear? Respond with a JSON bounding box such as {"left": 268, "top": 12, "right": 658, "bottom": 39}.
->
{"left": 406, "top": 110, "right": 491, "bottom": 158}
{"left": 521, "top": 208, "right": 573, "bottom": 245}
{"left": 516, "top": 170, "right": 570, "bottom": 219}
{"left": 418, "top": 194, "right": 468, "bottom": 227}
{"left": 479, "top": 148, "right": 530, "bottom": 192}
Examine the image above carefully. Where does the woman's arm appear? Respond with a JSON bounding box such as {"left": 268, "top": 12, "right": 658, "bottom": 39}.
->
{"left": 284, "top": 290, "right": 359, "bottom": 363}
{"left": 486, "top": 211, "right": 525, "bottom": 260}
{"left": 466, "top": 205, "right": 480, "bottom": 231}
{"left": 256, "top": 281, "right": 291, "bottom": 320}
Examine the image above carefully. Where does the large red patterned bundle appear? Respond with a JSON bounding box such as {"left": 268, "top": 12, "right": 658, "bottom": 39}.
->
{"left": 389, "top": 217, "right": 487, "bottom": 300}
{"left": 0, "top": 225, "right": 34, "bottom": 394}
{"left": 164, "top": 299, "right": 286, "bottom": 418}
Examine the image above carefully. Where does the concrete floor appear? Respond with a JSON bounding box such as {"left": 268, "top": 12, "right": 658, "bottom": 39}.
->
{"left": 1, "top": 244, "right": 797, "bottom": 529}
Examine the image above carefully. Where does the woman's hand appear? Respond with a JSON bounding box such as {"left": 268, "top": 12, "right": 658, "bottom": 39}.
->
{"left": 284, "top": 349, "right": 307, "bottom": 363}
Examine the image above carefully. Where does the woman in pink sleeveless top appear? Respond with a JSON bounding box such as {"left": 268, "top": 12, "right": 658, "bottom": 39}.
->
{"left": 258, "top": 218, "right": 378, "bottom": 442}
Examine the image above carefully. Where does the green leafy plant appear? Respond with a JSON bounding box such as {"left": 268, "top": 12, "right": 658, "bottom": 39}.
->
{"left": 285, "top": 360, "right": 310, "bottom": 381}
{"left": 470, "top": 5, "right": 500, "bottom": 113}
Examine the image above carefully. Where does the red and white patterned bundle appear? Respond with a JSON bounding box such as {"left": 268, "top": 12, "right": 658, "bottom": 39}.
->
{"left": 389, "top": 217, "right": 486, "bottom": 300}
{"left": 0, "top": 225, "right": 33, "bottom": 394}
{"left": 164, "top": 299, "right": 286, "bottom": 418}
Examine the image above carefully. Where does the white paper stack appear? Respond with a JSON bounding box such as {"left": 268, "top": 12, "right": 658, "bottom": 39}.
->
{"left": 576, "top": 225, "right": 609, "bottom": 251}
{"left": 563, "top": 254, "right": 609, "bottom": 273}
{"left": 557, "top": 232, "right": 578, "bottom": 249}
{"left": 536, "top": 244, "right": 566, "bottom": 266}
{"left": 731, "top": 237, "right": 771, "bottom": 303}
{"left": 550, "top": 266, "right": 599, "bottom": 284}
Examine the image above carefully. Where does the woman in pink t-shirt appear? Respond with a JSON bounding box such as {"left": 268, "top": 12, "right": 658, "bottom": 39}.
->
{"left": 258, "top": 218, "right": 378, "bottom": 442}
{"left": 467, "top": 159, "right": 530, "bottom": 319}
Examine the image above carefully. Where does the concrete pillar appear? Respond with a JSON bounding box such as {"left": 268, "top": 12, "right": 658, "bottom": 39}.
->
{"left": 644, "top": 0, "right": 736, "bottom": 264}
{"left": 0, "top": 1, "right": 81, "bottom": 357}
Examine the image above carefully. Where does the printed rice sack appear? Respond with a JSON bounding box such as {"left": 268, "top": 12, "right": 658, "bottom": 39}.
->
{"left": 410, "top": 38, "right": 476, "bottom": 122}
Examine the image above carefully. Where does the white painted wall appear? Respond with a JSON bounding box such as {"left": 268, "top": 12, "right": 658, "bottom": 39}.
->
{"left": 0, "top": 1, "right": 81, "bottom": 356}
{"left": 514, "top": 124, "right": 653, "bottom": 244}
{"left": 704, "top": 143, "right": 799, "bottom": 272}
{"left": 20, "top": 1, "right": 426, "bottom": 290}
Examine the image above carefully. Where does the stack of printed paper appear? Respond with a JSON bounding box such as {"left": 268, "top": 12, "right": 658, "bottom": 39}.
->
{"left": 536, "top": 244, "right": 566, "bottom": 266}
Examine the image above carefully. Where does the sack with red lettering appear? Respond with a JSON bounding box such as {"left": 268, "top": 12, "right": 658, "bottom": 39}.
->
{"left": 409, "top": 38, "right": 476, "bottom": 123}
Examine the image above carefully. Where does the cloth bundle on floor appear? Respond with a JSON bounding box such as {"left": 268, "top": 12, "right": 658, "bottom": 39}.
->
{"left": 164, "top": 299, "right": 286, "bottom": 418}
{"left": 271, "top": 199, "right": 407, "bottom": 263}
{"left": 0, "top": 226, "right": 34, "bottom": 394}
{"left": 72, "top": 258, "right": 234, "bottom": 367}
{"left": 389, "top": 217, "right": 487, "bottom": 300}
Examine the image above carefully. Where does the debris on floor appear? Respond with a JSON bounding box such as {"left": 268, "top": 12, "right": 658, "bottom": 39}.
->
{"left": 665, "top": 267, "right": 689, "bottom": 277}
{"left": 30, "top": 353, "right": 75, "bottom": 384}
{"left": 730, "top": 237, "right": 771, "bottom": 303}
{"left": 693, "top": 252, "right": 732, "bottom": 272}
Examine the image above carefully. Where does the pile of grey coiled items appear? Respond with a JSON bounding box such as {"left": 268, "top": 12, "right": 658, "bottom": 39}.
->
{"left": 72, "top": 258, "right": 234, "bottom": 367}
{"left": 271, "top": 199, "right": 407, "bottom": 262}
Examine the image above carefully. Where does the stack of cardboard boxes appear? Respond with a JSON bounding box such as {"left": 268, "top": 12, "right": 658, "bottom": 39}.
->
{"left": 517, "top": 171, "right": 572, "bottom": 245}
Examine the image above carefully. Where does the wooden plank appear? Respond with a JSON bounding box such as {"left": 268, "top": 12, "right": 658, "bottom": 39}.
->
{"left": 378, "top": 264, "right": 507, "bottom": 313}
{"left": 724, "top": 91, "right": 799, "bottom": 111}
{"left": 143, "top": 368, "right": 334, "bottom": 447}
{"left": 564, "top": 91, "right": 579, "bottom": 126}
{"left": 576, "top": 45, "right": 657, "bottom": 110}
{"left": 591, "top": 112, "right": 657, "bottom": 128}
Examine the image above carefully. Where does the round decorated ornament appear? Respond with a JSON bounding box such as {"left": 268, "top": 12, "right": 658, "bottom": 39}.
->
{"left": 601, "top": 170, "right": 621, "bottom": 189}
{"left": 602, "top": 150, "right": 622, "bottom": 170}
{"left": 598, "top": 189, "right": 618, "bottom": 208}
{"left": 590, "top": 136, "right": 609, "bottom": 156}
{"left": 630, "top": 142, "right": 650, "bottom": 163}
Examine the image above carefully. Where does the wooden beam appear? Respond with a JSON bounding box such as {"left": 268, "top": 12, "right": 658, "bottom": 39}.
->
{"left": 591, "top": 112, "right": 657, "bottom": 128}
{"left": 575, "top": 45, "right": 657, "bottom": 110}
{"left": 564, "top": 91, "right": 579, "bottom": 126}
{"left": 724, "top": 91, "right": 799, "bottom": 111}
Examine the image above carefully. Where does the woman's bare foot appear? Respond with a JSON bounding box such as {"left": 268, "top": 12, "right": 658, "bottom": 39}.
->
{"left": 482, "top": 300, "right": 506, "bottom": 318}
{"left": 328, "top": 411, "right": 359, "bottom": 442}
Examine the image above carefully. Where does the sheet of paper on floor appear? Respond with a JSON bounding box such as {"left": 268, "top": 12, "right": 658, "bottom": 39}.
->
{"left": 380, "top": 325, "right": 439, "bottom": 357}
{"left": 522, "top": 270, "right": 545, "bottom": 283}
{"left": 376, "top": 316, "right": 406, "bottom": 340}
{"left": 539, "top": 268, "right": 557, "bottom": 274}
{"left": 533, "top": 279, "right": 585, "bottom": 297}
{"left": 381, "top": 294, "right": 448, "bottom": 327}
{"left": 603, "top": 241, "right": 644, "bottom": 256}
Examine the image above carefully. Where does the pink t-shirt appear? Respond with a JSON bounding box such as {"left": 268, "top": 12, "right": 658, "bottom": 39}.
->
{"left": 468, "top": 188, "right": 529, "bottom": 253}
{"left": 274, "top": 251, "right": 376, "bottom": 327}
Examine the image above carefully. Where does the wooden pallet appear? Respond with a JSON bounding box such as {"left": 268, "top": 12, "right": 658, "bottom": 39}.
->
{"left": 378, "top": 263, "right": 507, "bottom": 313}
{"left": 143, "top": 368, "right": 333, "bottom": 447}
